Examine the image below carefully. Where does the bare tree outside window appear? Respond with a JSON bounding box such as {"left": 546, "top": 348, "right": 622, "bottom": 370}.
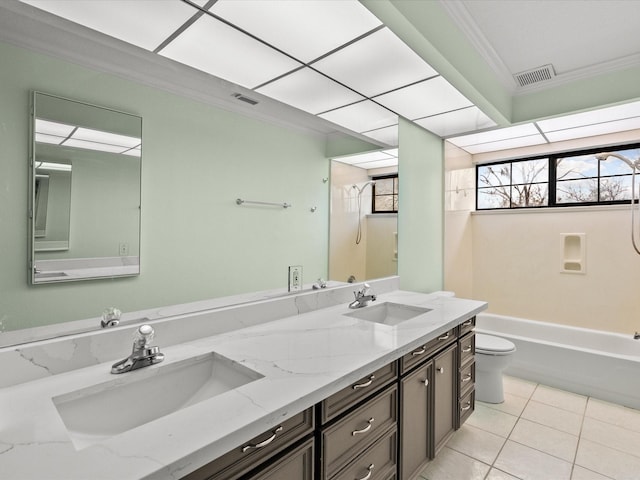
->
{"left": 477, "top": 159, "right": 548, "bottom": 208}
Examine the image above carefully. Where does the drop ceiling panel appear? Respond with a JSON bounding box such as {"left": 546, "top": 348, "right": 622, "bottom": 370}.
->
{"left": 256, "top": 68, "right": 364, "bottom": 115}
{"left": 209, "top": 0, "right": 382, "bottom": 63}
{"left": 414, "top": 106, "right": 496, "bottom": 137}
{"left": 319, "top": 101, "right": 397, "bottom": 134}
{"left": 448, "top": 123, "right": 539, "bottom": 148}
{"left": 361, "top": 125, "right": 399, "bottom": 147}
{"left": 464, "top": 134, "right": 547, "bottom": 154}
{"left": 537, "top": 100, "right": 640, "bottom": 133}
{"left": 374, "top": 77, "right": 473, "bottom": 120}
{"left": 21, "top": 0, "right": 199, "bottom": 51}
{"left": 355, "top": 158, "right": 398, "bottom": 169}
{"left": 159, "top": 14, "right": 301, "bottom": 89}
{"left": 337, "top": 150, "right": 394, "bottom": 164}
{"left": 313, "top": 27, "right": 438, "bottom": 97}
{"left": 544, "top": 117, "right": 640, "bottom": 143}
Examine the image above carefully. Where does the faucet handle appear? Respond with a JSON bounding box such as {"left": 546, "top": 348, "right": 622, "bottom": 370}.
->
{"left": 361, "top": 283, "right": 371, "bottom": 295}
{"left": 134, "top": 324, "right": 155, "bottom": 347}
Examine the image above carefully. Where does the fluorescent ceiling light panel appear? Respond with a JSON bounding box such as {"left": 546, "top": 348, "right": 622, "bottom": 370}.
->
{"left": 209, "top": 0, "right": 382, "bottom": 63}
{"left": 374, "top": 77, "right": 473, "bottom": 120}
{"left": 361, "top": 125, "right": 399, "bottom": 147}
{"left": 72, "top": 128, "right": 141, "bottom": 148}
{"left": 543, "top": 117, "right": 640, "bottom": 143}
{"left": 160, "top": 15, "right": 301, "bottom": 89}
{"left": 36, "top": 161, "right": 72, "bottom": 172}
{"left": 62, "top": 138, "right": 131, "bottom": 154}
{"left": 414, "top": 107, "right": 496, "bottom": 137}
{"left": 448, "top": 123, "right": 539, "bottom": 148}
{"left": 383, "top": 148, "right": 399, "bottom": 158}
{"left": 319, "top": 101, "right": 397, "bottom": 133}
{"left": 463, "top": 134, "right": 547, "bottom": 154}
{"left": 21, "top": 0, "right": 198, "bottom": 51}
{"left": 256, "top": 68, "right": 364, "bottom": 115}
{"left": 336, "top": 151, "right": 394, "bottom": 164}
{"left": 313, "top": 27, "right": 438, "bottom": 97}
{"left": 122, "top": 148, "right": 142, "bottom": 158}
{"left": 354, "top": 158, "right": 398, "bottom": 169}
{"left": 35, "top": 119, "right": 75, "bottom": 137}
{"left": 35, "top": 133, "right": 65, "bottom": 145}
{"left": 537, "top": 100, "right": 640, "bottom": 132}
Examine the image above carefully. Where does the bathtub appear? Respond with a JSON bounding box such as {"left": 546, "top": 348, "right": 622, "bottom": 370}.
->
{"left": 476, "top": 313, "right": 640, "bottom": 410}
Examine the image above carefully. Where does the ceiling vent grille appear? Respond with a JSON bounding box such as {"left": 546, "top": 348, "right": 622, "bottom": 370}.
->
{"left": 513, "top": 64, "right": 556, "bottom": 87}
{"left": 231, "top": 93, "right": 259, "bottom": 106}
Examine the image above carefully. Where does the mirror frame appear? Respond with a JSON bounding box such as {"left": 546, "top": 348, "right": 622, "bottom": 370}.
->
{"left": 29, "top": 91, "right": 142, "bottom": 284}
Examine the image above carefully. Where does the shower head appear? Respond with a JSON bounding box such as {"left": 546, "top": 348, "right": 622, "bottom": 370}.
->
{"left": 596, "top": 152, "right": 638, "bottom": 170}
{"left": 352, "top": 180, "right": 376, "bottom": 194}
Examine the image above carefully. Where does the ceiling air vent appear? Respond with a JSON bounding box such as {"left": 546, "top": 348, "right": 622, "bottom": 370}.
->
{"left": 231, "top": 93, "right": 259, "bottom": 106}
{"left": 513, "top": 64, "right": 556, "bottom": 87}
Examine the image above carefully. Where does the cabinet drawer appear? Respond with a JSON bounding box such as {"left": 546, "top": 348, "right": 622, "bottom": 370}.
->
{"left": 458, "top": 390, "right": 475, "bottom": 428}
{"left": 322, "top": 385, "right": 398, "bottom": 479}
{"left": 321, "top": 362, "right": 398, "bottom": 423}
{"left": 400, "top": 328, "right": 456, "bottom": 374}
{"left": 458, "top": 316, "right": 475, "bottom": 337}
{"left": 182, "top": 408, "right": 314, "bottom": 480}
{"left": 458, "top": 332, "right": 475, "bottom": 367}
{"left": 459, "top": 361, "right": 475, "bottom": 397}
{"left": 244, "top": 438, "right": 314, "bottom": 480}
{"left": 332, "top": 429, "right": 397, "bottom": 480}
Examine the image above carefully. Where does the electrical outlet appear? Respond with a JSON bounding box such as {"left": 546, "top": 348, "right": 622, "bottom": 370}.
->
{"left": 288, "top": 265, "right": 302, "bottom": 292}
{"left": 119, "top": 242, "right": 129, "bottom": 256}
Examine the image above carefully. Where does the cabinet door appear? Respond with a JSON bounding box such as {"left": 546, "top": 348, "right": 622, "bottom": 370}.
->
{"left": 245, "top": 438, "right": 314, "bottom": 480}
{"left": 433, "top": 344, "right": 457, "bottom": 455}
{"left": 399, "top": 360, "right": 432, "bottom": 480}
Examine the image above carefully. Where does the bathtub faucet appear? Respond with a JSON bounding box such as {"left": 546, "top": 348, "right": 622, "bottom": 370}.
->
{"left": 634, "top": 332, "right": 640, "bottom": 340}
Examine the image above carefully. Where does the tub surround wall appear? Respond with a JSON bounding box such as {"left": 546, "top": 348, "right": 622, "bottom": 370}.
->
{"left": 0, "top": 286, "right": 486, "bottom": 480}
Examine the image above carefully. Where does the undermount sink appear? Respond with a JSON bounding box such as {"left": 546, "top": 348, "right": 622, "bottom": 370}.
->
{"left": 345, "top": 302, "right": 431, "bottom": 326}
{"left": 53, "top": 352, "right": 263, "bottom": 449}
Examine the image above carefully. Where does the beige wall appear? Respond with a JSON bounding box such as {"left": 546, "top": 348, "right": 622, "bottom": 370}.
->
{"left": 444, "top": 130, "right": 640, "bottom": 335}
{"left": 365, "top": 214, "right": 398, "bottom": 279}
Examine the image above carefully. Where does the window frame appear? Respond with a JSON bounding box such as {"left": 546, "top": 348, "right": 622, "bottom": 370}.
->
{"left": 475, "top": 142, "right": 640, "bottom": 211}
{"left": 371, "top": 173, "right": 399, "bottom": 214}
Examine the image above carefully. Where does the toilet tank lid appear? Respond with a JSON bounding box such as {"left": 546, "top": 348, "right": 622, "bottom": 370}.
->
{"left": 476, "top": 333, "right": 516, "bottom": 353}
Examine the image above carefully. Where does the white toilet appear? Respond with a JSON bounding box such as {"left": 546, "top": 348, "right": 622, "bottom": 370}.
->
{"left": 475, "top": 333, "right": 517, "bottom": 403}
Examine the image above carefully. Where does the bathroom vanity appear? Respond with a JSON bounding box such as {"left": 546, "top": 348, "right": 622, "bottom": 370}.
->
{"left": 0, "top": 281, "right": 485, "bottom": 480}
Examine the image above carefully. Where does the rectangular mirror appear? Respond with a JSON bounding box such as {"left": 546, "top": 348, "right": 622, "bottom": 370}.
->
{"left": 29, "top": 92, "right": 142, "bottom": 284}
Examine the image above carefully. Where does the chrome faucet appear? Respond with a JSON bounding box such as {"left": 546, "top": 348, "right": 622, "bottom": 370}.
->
{"left": 349, "top": 283, "right": 377, "bottom": 309}
{"left": 111, "top": 324, "right": 164, "bottom": 374}
{"left": 101, "top": 307, "right": 121, "bottom": 328}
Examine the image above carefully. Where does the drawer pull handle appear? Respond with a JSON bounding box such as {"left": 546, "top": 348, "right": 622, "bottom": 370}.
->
{"left": 352, "top": 417, "right": 374, "bottom": 436}
{"left": 423, "top": 378, "right": 429, "bottom": 387}
{"left": 462, "top": 345, "right": 473, "bottom": 353}
{"left": 356, "top": 463, "right": 375, "bottom": 480}
{"left": 438, "top": 333, "right": 450, "bottom": 341}
{"left": 411, "top": 346, "right": 426, "bottom": 356}
{"left": 241, "top": 426, "right": 283, "bottom": 452}
{"left": 437, "top": 367, "right": 445, "bottom": 374}
{"left": 462, "top": 319, "right": 473, "bottom": 327}
{"left": 461, "top": 373, "right": 473, "bottom": 383}
{"left": 352, "top": 375, "right": 375, "bottom": 390}
{"left": 461, "top": 402, "right": 472, "bottom": 412}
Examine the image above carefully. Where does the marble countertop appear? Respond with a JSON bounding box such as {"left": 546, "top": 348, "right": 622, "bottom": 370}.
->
{"left": 0, "top": 290, "right": 486, "bottom": 480}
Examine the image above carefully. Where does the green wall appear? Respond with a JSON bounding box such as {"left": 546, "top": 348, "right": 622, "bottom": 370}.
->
{"left": 398, "top": 118, "right": 444, "bottom": 293}
{"left": 0, "top": 41, "right": 329, "bottom": 331}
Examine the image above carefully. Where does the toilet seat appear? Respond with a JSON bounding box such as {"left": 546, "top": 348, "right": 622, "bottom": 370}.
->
{"left": 475, "top": 333, "right": 516, "bottom": 356}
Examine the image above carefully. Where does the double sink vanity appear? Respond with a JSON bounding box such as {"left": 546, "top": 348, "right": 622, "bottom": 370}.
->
{"left": 0, "top": 278, "right": 486, "bottom": 479}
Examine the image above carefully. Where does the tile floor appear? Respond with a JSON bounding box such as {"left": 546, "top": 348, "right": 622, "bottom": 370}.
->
{"left": 419, "top": 376, "right": 640, "bottom": 480}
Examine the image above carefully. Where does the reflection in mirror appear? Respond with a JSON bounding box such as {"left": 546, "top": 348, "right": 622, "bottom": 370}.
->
{"left": 329, "top": 154, "right": 398, "bottom": 284}
{"left": 30, "top": 92, "right": 142, "bottom": 284}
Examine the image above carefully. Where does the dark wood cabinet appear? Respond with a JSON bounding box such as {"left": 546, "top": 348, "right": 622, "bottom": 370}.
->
{"left": 181, "top": 316, "right": 476, "bottom": 480}
{"left": 433, "top": 343, "right": 458, "bottom": 456}
{"left": 399, "top": 360, "right": 432, "bottom": 480}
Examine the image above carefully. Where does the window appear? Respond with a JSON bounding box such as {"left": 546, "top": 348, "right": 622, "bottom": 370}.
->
{"left": 476, "top": 143, "right": 640, "bottom": 210}
{"left": 372, "top": 174, "right": 398, "bottom": 213}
